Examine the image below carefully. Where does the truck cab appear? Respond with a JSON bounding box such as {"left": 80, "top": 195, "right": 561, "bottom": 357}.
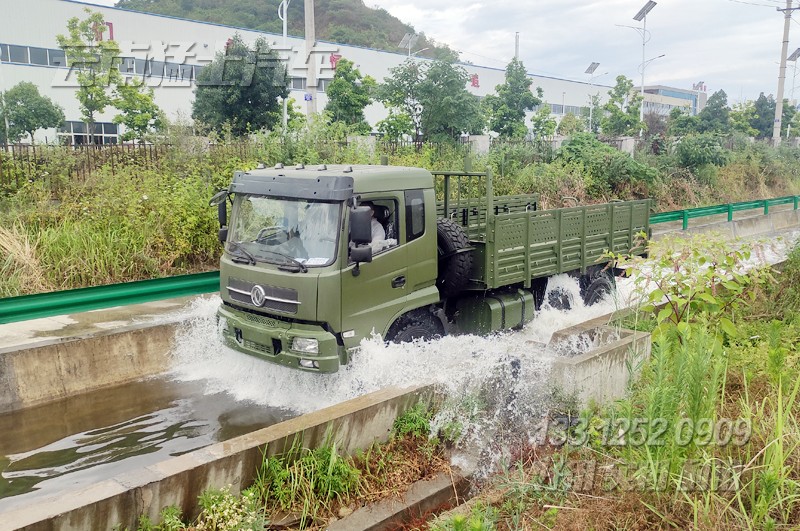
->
{"left": 214, "top": 165, "right": 440, "bottom": 372}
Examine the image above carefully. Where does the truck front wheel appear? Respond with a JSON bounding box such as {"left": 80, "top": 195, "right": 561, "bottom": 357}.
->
{"left": 386, "top": 310, "right": 444, "bottom": 343}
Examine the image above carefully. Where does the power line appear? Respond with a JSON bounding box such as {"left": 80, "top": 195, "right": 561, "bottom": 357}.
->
{"left": 726, "top": 0, "right": 785, "bottom": 7}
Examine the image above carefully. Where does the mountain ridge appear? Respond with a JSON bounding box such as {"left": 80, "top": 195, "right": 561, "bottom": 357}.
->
{"left": 115, "top": 0, "right": 458, "bottom": 60}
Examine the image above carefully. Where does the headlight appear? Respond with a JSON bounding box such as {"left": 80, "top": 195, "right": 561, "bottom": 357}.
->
{"left": 292, "top": 337, "right": 319, "bottom": 354}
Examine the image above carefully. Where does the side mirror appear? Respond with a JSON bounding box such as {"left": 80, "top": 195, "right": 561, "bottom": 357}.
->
{"left": 350, "top": 206, "right": 372, "bottom": 246}
{"left": 209, "top": 190, "right": 228, "bottom": 227}
{"left": 350, "top": 245, "right": 372, "bottom": 264}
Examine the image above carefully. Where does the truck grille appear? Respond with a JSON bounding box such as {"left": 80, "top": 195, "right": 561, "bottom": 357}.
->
{"left": 226, "top": 278, "right": 299, "bottom": 314}
{"left": 244, "top": 339, "right": 273, "bottom": 355}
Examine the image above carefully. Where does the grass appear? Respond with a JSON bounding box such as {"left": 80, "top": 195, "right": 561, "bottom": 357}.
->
{"left": 429, "top": 236, "right": 800, "bottom": 530}
{"left": 4, "top": 130, "right": 800, "bottom": 297}
{"left": 128, "top": 403, "right": 448, "bottom": 530}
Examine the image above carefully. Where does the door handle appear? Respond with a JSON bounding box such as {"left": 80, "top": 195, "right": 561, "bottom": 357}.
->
{"left": 391, "top": 275, "right": 406, "bottom": 288}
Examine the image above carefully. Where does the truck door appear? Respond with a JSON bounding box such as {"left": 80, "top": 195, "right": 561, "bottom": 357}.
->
{"left": 341, "top": 195, "right": 407, "bottom": 349}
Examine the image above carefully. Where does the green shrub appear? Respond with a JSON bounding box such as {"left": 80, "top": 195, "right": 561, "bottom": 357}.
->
{"left": 675, "top": 133, "right": 729, "bottom": 169}
{"left": 557, "top": 133, "right": 657, "bottom": 195}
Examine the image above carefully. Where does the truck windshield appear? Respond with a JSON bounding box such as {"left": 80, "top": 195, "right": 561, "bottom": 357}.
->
{"left": 227, "top": 195, "right": 342, "bottom": 268}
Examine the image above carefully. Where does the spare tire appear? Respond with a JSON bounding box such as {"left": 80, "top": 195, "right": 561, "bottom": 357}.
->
{"left": 436, "top": 218, "right": 473, "bottom": 298}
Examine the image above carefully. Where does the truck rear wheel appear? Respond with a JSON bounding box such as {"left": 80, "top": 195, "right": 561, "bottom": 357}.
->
{"left": 436, "top": 218, "right": 473, "bottom": 298}
{"left": 581, "top": 270, "right": 615, "bottom": 306}
{"left": 386, "top": 310, "right": 443, "bottom": 343}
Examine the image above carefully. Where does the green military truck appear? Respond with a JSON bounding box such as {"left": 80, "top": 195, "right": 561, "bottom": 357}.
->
{"left": 209, "top": 164, "right": 650, "bottom": 373}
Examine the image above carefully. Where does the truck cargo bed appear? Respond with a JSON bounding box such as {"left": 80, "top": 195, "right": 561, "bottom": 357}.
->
{"left": 469, "top": 200, "right": 650, "bottom": 290}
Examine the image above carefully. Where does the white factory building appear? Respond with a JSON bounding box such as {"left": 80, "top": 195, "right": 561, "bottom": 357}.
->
{"left": 0, "top": 0, "right": 705, "bottom": 144}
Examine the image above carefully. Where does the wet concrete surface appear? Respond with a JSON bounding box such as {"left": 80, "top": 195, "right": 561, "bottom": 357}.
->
{"left": 0, "top": 376, "right": 295, "bottom": 512}
{"left": 0, "top": 296, "right": 205, "bottom": 351}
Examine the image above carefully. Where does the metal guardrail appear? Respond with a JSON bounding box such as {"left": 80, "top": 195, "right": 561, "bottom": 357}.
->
{"left": 1, "top": 195, "right": 799, "bottom": 324}
{"left": 650, "top": 195, "right": 800, "bottom": 230}
{"left": 0, "top": 271, "right": 219, "bottom": 325}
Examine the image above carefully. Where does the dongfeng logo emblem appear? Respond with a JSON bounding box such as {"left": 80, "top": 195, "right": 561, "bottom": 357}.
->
{"left": 250, "top": 285, "right": 267, "bottom": 307}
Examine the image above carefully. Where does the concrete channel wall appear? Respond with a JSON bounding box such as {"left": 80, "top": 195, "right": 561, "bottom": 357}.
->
{"left": 0, "top": 322, "right": 178, "bottom": 414}
{"left": 1, "top": 384, "right": 433, "bottom": 531}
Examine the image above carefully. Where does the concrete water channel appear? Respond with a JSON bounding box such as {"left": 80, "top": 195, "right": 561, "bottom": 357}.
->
{"left": 0, "top": 206, "right": 798, "bottom": 530}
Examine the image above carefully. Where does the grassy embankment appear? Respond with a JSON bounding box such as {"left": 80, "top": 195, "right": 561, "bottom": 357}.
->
{"left": 430, "top": 234, "right": 800, "bottom": 530}
{"left": 2, "top": 127, "right": 800, "bottom": 297}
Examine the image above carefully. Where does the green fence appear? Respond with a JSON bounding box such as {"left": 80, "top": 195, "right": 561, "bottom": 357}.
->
{"left": 1, "top": 195, "right": 799, "bottom": 325}
{"left": 650, "top": 195, "right": 800, "bottom": 229}
{"left": 0, "top": 271, "right": 219, "bottom": 324}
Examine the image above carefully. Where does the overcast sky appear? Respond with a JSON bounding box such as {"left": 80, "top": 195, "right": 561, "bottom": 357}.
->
{"left": 87, "top": 0, "right": 800, "bottom": 102}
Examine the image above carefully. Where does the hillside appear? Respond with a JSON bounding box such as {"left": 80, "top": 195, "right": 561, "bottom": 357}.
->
{"left": 115, "top": 0, "right": 457, "bottom": 60}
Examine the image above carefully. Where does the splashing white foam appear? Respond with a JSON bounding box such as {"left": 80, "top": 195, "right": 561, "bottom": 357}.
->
{"left": 168, "top": 273, "right": 616, "bottom": 415}
{"left": 167, "top": 229, "right": 799, "bottom": 475}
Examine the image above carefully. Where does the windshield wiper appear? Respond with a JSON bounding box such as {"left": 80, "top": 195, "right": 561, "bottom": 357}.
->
{"left": 257, "top": 249, "right": 309, "bottom": 273}
{"left": 228, "top": 241, "right": 256, "bottom": 265}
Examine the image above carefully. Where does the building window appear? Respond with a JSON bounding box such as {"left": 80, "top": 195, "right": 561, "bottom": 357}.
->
{"left": 291, "top": 77, "right": 306, "bottom": 90}
{"left": 549, "top": 103, "right": 564, "bottom": 115}
{"left": 57, "top": 121, "right": 120, "bottom": 145}
{"left": 0, "top": 44, "right": 8, "bottom": 62}
{"left": 8, "top": 45, "right": 28, "bottom": 63}
{"left": 149, "top": 60, "right": 165, "bottom": 78}
{"left": 317, "top": 79, "right": 331, "bottom": 92}
{"left": 29, "top": 47, "right": 48, "bottom": 66}
{"left": 49, "top": 49, "right": 66, "bottom": 66}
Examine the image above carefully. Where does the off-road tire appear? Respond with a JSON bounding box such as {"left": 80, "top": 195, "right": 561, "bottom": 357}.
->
{"left": 436, "top": 218, "right": 473, "bottom": 298}
{"left": 547, "top": 286, "right": 574, "bottom": 310}
{"left": 580, "top": 270, "right": 615, "bottom": 306}
{"left": 386, "top": 310, "right": 444, "bottom": 343}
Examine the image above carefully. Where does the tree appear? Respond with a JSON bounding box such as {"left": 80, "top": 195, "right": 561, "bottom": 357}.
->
{"left": 376, "top": 109, "right": 413, "bottom": 142}
{"left": 751, "top": 93, "right": 774, "bottom": 139}
{"left": 483, "top": 58, "right": 541, "bottom": 138}
{"left": 729, "top": 101, "right": 759, "bottom": 137}
{"left": 378, "top": 60, "right": 424, "bottom": 138}
{"left": 324, "top": 58, "right": 376, "bottom": 134}
{"left": 556, "top": 113, "right": 584, "bottom": 136}
{"left": 56, "top": 9, "right": 121, "bottom": 144}
{"left": 113, "top": 81, "right": 165, "bottom": 142}
{"left": 1, "top": 82, "right": 65, "bottom": 143}
{"left": 668, "top": 107, "right": 698, "bottom": 136}
{"left": 530, "top": 107, "right": 556, "bottom": 139}
{"left": 379, "top": 58, "right": 483, "bottom": 141}
{"left": 600, "top": 75, "right": 643, "bottom": 137}
{"left": 417, "top": 59, "right": 484, "bottom": 140}
{"left": 193, "top": 35, "right": 288, "bottom": 136}
{"left": 696, "top": 89, "right": 730, "bottom": 134}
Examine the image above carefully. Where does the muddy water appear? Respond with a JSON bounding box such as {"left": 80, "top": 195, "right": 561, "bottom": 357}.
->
{"left": 0, "top": 377, "right": 293, "bottom": 511}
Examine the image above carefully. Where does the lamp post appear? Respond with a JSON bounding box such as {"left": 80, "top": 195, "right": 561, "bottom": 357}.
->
{"left": 788, "top": 48, "right": 800, "bottom": 140}
{"left": 636, "top": 54, "right": 665, "bottom": 134}
{"left": 632, "top": 1, "right": 657, "bottom": 127}
{"left": 585, "top": 62, "right": 608, "bottom": 133}
{"left": 278, "top": 0, "right": 292, "bottom": 133}
{"left": 0, "top": 50, "right": 10, "bottom": 149}
{"left": 399, "top": 33, "right": 420, "bottom": 58}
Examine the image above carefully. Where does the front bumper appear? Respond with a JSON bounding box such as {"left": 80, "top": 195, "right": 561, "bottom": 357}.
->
{"left": 217, "top": 303, "right": 346, "bottom": 373}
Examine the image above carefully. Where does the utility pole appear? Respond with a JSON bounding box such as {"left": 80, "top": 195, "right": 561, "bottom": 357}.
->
{"left": 304, "top": 0, "right": 317, "bottom": 115}
{"left": 773, "top": 0, "right": 799, "bottom": 144}
{"left": 515, "top": 32, "right": 519, "bottom": 60}
{"left": 278, "top": 0, "right": 292, "bottom": 133}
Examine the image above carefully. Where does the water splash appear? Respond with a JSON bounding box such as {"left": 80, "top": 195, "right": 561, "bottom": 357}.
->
{"left": 168, "top": 231, "right": 799, "bottom": 475}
